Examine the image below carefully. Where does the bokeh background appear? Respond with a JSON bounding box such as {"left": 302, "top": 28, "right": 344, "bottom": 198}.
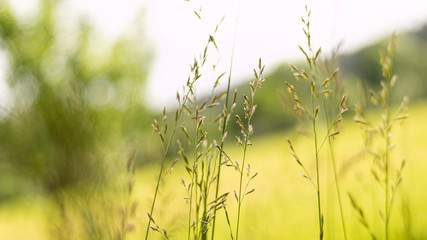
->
{"left": 1, "top": 0, "right": 427, "bottom": 239}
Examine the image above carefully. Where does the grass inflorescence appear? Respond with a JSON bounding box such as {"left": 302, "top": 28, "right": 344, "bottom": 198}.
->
{"left": 144, "top": 3, "right": 268, "bottom": 238}
{"left": 351, "top": 34, "right": 408, "bottom": 240}
{"left": 234, "top": 59, "right": 264, "bottom": 240}
{"left": 284, "top": 5, "right": 348, "bottom": 240}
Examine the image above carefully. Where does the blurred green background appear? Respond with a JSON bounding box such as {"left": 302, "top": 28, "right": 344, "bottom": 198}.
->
{"left": 1, "top": 0, "right": 427, "bottom": 239}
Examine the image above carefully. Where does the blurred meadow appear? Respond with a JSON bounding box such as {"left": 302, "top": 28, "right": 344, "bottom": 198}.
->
{"left": 1, "top": 0, "right": 427, "bottom": 240}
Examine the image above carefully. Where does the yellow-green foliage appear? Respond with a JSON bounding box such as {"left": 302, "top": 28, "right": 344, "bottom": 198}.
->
{"left": 2, "top": 100, "right": 426, "bottom": 239}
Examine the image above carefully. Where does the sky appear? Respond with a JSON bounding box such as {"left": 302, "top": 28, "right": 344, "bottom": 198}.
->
{"left": 132, "top": 0, "right": 427, "bottom": 109}
{"left": 4, "top": 0, "right": 427, "bottom": 110}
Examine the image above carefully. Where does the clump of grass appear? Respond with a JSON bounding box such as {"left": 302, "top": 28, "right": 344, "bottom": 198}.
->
{"left": 145, "top": 27, "right": 219, "bottom": 237}
{"left": 178, "top": 50, "right": 228, "bottom": 240}
{"left": 145, "top": 14, "right": 265, "bottom": 240}
{"left": 146, "top": 32, "right": 223, "bottom": 239}
{"left": 352, "top": 34, "right": 408, "bottom": 240}
{"left": 146, "top": 9, "right": 239, "bottom": 239}
{"left": 284, "top": 5, "right": 348, "bottom": 240}
{"left": 145, "top": 2, "right": 266, "bottom": 239}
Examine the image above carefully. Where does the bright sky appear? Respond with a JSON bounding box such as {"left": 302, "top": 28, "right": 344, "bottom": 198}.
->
{"left": 141, "top": 0, "right": 427, "bottom": 109}
{"left": 4, "top": 0, "right": 427, "bottom": 110}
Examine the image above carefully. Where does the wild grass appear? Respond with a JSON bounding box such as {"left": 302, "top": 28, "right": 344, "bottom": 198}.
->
{"left": 284, "top": 5, "right": 347, "bottom": 240}
{"left": 351, "top": 34, "right": 408, "bottom": 240}
{"left": 3, "top": 98, "right": 427, "bottom": 239}
{"left": 144, "top": 2, "right": 269, "bottom": 239}
{"left": 234, "top": 59, "right": 264, "bottom": 239}
{"left": 146, "top": 24, "right": 226, "bottom": 239}
{"left": 211, "top": 5, "right": 240, "bottom": 238}
{"left": 1, "top": 3, "right": 422, "bottom": 240}
{"left": 144, "top": 6, "right": 250, "bottom": 238}
{"left": 147, "top": 49, "right": 265, "bottom": 240}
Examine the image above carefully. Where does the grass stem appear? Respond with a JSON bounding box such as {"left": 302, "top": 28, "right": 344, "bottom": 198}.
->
{"left": 235, "top": 141, "right": 248, "bottom": 240}
{"left": 211, "top": 1, "right": 241, "bottom": 238}
{"left": 324, "top": 102, "right": 348, "bottom": 240}
{"left": 312, "top": 98, "right": 323, "bottom": 240}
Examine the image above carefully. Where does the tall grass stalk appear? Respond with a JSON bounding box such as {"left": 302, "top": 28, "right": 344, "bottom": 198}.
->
{"left": 285, "top": 6, "right": 348, "bottom": 240}
{"left": 235, "top": 59, "right": 265, "bottom": 240}
{"left": 311, "top": 93, "right": 323, "bottom": 240}
{"left": 145, "top": 98, "right": 188, "bottom": 240}
{"left": 324, "top": 100, "right": 348, "bottom": 240}
{"left": 169, "top": 16, "right": 238, "bottom": 240}
{"left": 211, "top": 1, "right": 242, "bottom": 238}
{"left": 352, "top": 34, "right": 408, "bottom": 240}
{"left": 179, "top": 37, "right": 221, "bottom": 240}
{"left": 145, "top": 33, "right": 211, "bottom": 238}
{"left": 384, "top": 62, "right": 391, "bottom": 240}
{"left": 285, "top": 6, "right": 324, "bottom": 239}
{"left": 320, "top": 47, "right": 348, "bottom": 240}
{"left": 145, "top": 6, "right": 236, "bottom": 238}
{"left": 379, "top": 34, "right": 405, "bottom": 240}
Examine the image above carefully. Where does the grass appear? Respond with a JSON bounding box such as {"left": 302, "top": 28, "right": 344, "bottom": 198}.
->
{"left": 2, "top": 99, "right": 427, "bottom": 239}
{"left": 351, "top": 34, "right": 406, "bottom": 240}
{"left": 0, "top": 4, "right": 424, "bottom": 240}
{"left": 145, "top": 4, "right": 261, "bottom": 239}
{"left": 284, "top": 6, "right": 347, "bottom": 239}
{"left": 234, "top": 59, "right": 264, "bottom": 239}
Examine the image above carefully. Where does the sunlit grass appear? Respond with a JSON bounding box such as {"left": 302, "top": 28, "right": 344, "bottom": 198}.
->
{"left": 1, "top": 100, "right": 427, "bottom": 239}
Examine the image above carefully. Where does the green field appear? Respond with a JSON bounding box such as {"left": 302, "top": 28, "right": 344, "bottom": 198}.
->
{"left": 2, "top": 1, "right": 427, "bottom": 239}
{"left": 1, "top": 100, "right": 426, "bottom": 239}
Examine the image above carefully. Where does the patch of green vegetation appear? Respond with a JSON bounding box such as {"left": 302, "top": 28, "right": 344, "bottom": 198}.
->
{"left": 3, "top": 100, "right": 426, "bottom": 239}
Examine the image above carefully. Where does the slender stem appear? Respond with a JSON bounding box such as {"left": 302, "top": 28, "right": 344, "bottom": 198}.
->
{"left": 236, "top": 82, "right": 258, "bottom": 239}
{"left": 188, "top": 92, "right": 200, "bottom": 240}
{"left": 210, "top": 60, "right": 231, "bottom": 239}
{"left": 236, "top": 140, "right": 248, "bottom": 240}
{"left": 385, "top": 136, "right": 389, "bottom": 240}
{"left": 312, "top": 96, "right": 323, "bottom": 240}
{"left": 200, "top": 150, "right": 210, "bottom": 240}
{"left": 145, "top": 72, "right": 197, "bottom": 240}
{"left": 211, "top": 1, "right": 241, "bottom": 238}
{"left": 384, "top": 48, "right": 394, "bottom": 240}
{"left": 328, "top": 137, "right": 347, "bottom": 239}
{"left": 385, "top": 85, "right": 391, "bottom": 240}
{"left": 188, "top": 150, "right": 196, "bottom": 239}
{"left": 145, "top": 130, "right": 176, "bottom": 240}
{"left": 188, "top": 169, "right": 194, "bottom": 240}
{"left": 313, "top": 118, "right": 322, "bottom": 240}
{"left": 323, "top": 102, "right": 347, "bottom": 240}
{"left": 201, "top": 182, "right": 208, "bottom": 240}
